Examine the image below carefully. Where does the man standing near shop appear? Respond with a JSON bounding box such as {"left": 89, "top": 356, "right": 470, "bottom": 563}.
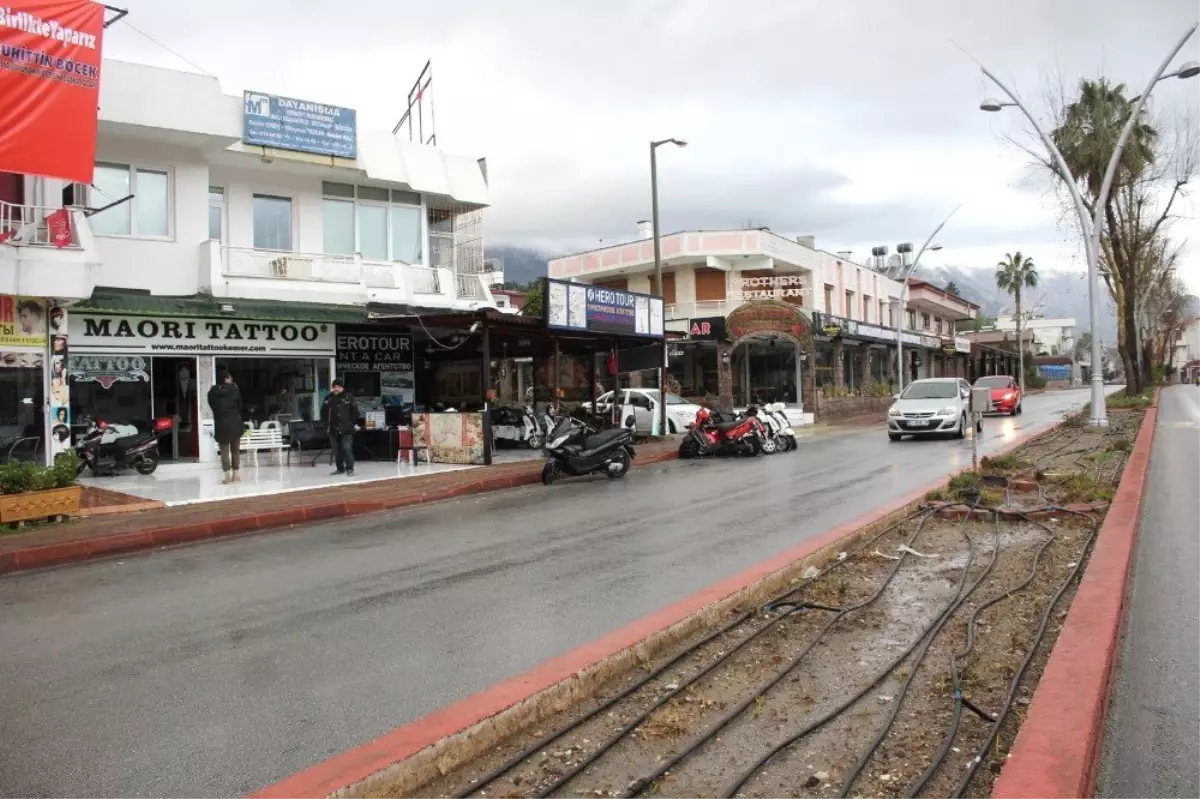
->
{"left": 322, "top": 378, "right": 359, "bottom": 476}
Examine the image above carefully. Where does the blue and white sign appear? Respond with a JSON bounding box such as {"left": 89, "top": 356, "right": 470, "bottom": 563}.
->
{"left": 243, "top": 91, "right": 357, "bottom": 158}
{"left": 544, "top": 278, "right": 664, "bottom": 339}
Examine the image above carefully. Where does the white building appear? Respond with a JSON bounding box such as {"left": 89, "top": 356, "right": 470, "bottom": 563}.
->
{"left": 547, "top": 228, "right": 978, "bottom": 409}
{"left": 1, "top": 59, "right": 495, "bottom": 465}
{"left": 1179, "top": 317, "right": 1200, "bottom": 382}
{"left": 993, "top": 314, "right": 1076, "bottom": 357}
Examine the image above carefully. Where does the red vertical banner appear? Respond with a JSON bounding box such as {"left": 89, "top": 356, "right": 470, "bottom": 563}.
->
{"left": 0, "top": 1, "right": 105, "bottom": 183}
{"left": 46, "top": 206, "right": 71, "bottom": 246}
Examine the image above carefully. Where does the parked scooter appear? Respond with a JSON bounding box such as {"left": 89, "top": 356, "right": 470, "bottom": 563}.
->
{"left": 491, "top": 404, "right": 546, "bottom": 449}
{"left": 678, "top": 406, "right": 766, "bottom": 458}
{"left": 541, "top": 412, "right": 636, "bottom": 485}
{"left": 765, "top": 403, "right": 798, "bottom": 452}
{"left": 74, "top": 415, "right": 171, "bottom": 476}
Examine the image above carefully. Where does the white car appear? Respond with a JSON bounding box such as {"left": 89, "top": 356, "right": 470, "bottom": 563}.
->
{"left": 886, "top": 378, "right": 972, "bottom": 441}
{"left": 582, "top": 389, "right": 701, "bottom": 434}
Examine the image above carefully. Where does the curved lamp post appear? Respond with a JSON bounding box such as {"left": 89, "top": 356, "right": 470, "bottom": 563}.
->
{"left": 650, "top": 137, "right": 686, "bottom": 435}
{"left": 891, "top": 205, "right": 960, "bottom": 393}
{"left": 978, "top": 23, "right": 1198, "bottom": 425}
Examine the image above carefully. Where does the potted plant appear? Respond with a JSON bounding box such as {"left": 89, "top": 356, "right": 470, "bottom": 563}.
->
{"left": 0, "top": 452, "right": 83, "bottom": 524}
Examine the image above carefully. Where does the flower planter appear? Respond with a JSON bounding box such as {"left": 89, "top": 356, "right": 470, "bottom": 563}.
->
{"left": 0, "top": 485, "right": 83, "bottom": 524}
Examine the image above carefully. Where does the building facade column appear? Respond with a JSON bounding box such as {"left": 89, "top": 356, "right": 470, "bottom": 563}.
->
{"left": 833, "top": 338, "right": 845, "bottom": 389}
{"left": 717, "top": 342, "right": 734, "bottom": 411}
{"left": 861, "top": 346, "right": 873, "bottom": 388}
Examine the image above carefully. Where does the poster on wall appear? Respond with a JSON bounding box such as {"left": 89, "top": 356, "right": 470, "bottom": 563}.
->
{"left": 1, "top": 295, "right": 47, "bottom": 347}
{"left": 47, "top": 304, "right": 70, "bottom": 460}
{"left": 0, "top": 0, "right": 106, "bottom": 183}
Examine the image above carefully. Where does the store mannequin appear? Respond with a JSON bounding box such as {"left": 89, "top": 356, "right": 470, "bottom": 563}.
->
{"left": 177, "top": 365, "right": 194, "bottom": 431}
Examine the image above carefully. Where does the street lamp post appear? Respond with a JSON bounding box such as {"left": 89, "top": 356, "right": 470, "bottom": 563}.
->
{"left": 889, "top": 206, "right": 959, "bottom": 394}
{"left": 977, "top": 23, "right": 1198, "bottom": 425}
{"left": 650, "top": 137, "right": 687, "bottom": 436}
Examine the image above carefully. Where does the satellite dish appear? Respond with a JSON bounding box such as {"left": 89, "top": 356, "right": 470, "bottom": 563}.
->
{"left": 887, "top": 254, "right": 902, "bottom": 269}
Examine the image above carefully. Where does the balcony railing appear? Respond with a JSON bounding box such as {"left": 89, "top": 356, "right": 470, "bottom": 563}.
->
{"left": 222, "top": 247, "right": 360, "bottom": 282}
{"left": 455, "top": 272, "right": 487, "bottom": 300}
{"left": 0, "top": 202, "right": 82, "bottom": 248}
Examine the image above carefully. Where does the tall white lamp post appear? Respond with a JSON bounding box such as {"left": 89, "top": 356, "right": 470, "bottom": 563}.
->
{"left": 889, "top": 205, "right": 959, "bottom": 393}
{"left": 650, "top": 137, "right": 687, "bottom": 435}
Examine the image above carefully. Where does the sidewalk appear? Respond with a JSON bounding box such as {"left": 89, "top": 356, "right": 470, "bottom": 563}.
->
{"left": 1096, "top": 385, "right": 1200, "bottom": 797}
{"left": 1, "top": 440, "right": 679, "bottom": 574}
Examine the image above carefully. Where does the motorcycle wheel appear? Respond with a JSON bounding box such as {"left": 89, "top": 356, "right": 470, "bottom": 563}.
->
{"left": 75, "top": 458, "right": 89, "bottom": 476}
{"left": 541, "top": 462, "right": 559, "bottom": 486}
{"left": 678, "top": 437, "right": 700, "bottom": 459}
{"left": 605, "top": 450, "right": 632, "bottom": 478}
{"left": 760, "top": 436, "right": 778, "bottom": 455}
{"left": 527, "top": 434, "right": 544, "bottom": 450}
{"left": 135, "top": 455, "right": 159, "bottom": 475}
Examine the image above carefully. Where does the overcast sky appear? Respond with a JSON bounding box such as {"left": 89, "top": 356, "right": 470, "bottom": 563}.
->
{"left": 104, "top": 0, "right": 1199, "bottom": 290}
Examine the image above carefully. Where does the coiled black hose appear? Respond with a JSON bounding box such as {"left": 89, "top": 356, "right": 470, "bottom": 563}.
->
{"left": 623, "top": 511, "right": 939, "bottom": 798}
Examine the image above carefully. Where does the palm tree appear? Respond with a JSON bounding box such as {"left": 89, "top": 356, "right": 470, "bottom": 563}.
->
{"left": 996, "top": 252, "right": 1039, "bottom": 391}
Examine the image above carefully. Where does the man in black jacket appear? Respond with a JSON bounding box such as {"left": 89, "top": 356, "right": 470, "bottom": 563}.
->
{"left": 322, "top": 378, "right": 359, "bottom": 476}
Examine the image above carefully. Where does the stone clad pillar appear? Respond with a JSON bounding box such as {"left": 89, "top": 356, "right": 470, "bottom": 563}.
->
{"left": 833, "top": 338, "right": 845, "bottom": 389}
{"left": 717, "top": 342, "right": 734, "bottom": 411}
{"left": 861, "top": 346, "right": 873, "bottom": 388}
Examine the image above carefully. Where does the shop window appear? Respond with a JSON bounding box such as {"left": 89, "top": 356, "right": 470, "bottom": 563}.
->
{"left": 823, "top": 284, "right": 834, "bottom": 313}
{"left": 253, "top": 194, "right": 293, "bottom": 251}
{"left": 0, "top": 361, "right": 45, "bottom": 459}
{"left": 208, "top": 187, "right": 224, "bottom": 242}
{"left": 695, "top": 268, "right": 727, "bottom": 302}
{"left": 648, "top": 273, "right": 676, "bottom": 304}
{"left": 322, "top": 183, "right": 423, "bottom": 263}
{"left": 90, "top": 162, "right": 170, "bottom": 237}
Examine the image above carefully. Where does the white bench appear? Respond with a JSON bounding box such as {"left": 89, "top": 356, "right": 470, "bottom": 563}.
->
{"left": 238, "top": 428, "right": 286, "bottom": 466}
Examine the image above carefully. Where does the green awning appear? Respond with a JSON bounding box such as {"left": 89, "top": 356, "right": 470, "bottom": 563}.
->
{"left": 72, "top": 291, "right": 369, "bottom": 325}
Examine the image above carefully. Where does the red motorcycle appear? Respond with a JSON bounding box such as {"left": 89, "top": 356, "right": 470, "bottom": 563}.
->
{"left": 678, "top": 406, "right": 766, "bottom": 458}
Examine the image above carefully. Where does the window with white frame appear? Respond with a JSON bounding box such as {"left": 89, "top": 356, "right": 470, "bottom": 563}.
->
{"left": 322, "top": 182, "right": 423, "bottom": 263}
{"left": 208, "top": 186, "right": 224, "bottom": 242}
{"left": 253, "top": 194, "right": 293, "bottom": 251}
{"left": 89, "top": 162, "right": 170, "bottom": 237}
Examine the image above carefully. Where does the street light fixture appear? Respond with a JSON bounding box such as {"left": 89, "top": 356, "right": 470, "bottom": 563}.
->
{"left": 892, "top": 209, "right": 957, "bottom": 394}
{"left": 974, "top": 22, "right": 1198, "bottom": 426}
{"left": 651, "top": 137, "right": 687, "bottom": 436}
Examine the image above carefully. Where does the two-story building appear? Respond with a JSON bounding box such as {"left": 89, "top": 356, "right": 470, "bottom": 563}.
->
{"left": 547, "top": 228, "right": 979, "bottom": 412}
{"left": 1, "top": 59, "right": 495, "bottom": 465}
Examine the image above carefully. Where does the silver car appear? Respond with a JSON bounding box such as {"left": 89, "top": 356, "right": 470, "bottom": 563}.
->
{"left": 886, "top": 378, "right": 971, "bottom": 441}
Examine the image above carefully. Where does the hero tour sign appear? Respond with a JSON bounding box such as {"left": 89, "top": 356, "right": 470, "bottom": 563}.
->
{"left": 544, "top": 278, "right": 664, "bottom": 339}
{"left": 69, "top": 314, "right": 336, "bottom": 355}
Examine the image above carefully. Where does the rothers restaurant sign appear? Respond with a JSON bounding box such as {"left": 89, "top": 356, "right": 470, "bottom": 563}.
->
{"left": 0, "top": 0, "right": 106, "bottom": 183}
{"left": 68, "top": 313, "right": 336, "bottom": 355}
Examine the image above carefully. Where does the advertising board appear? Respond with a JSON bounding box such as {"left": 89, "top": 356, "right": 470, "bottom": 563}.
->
{"left": 544, "top": 278, "right": 664, "bottom": 339}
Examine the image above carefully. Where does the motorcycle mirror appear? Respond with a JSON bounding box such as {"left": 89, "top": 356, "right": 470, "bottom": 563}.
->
{"left": 624, "top": 415, "right": 636, "bottom": 429}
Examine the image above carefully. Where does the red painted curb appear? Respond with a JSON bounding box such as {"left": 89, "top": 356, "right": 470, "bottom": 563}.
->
{"left": 992, "top": 400, "right": 1158, "bottom": 798}
{"left": 252, "top": 421, "right": 1059, "bottom": 799}
{"left": 0, "top": 450, "right": 681, "bottom": 576}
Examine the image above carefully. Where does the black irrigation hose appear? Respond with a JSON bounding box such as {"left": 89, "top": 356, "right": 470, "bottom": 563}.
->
{"left": 949, "top": 510, "right": 1099, "bottom": 798}
{"left": 904, "top": 515, "right": 1064, "bottom": 798}
{"left": 622, "top": 512, "right": 939, "bottom": 799}
{"left": 453, "top": 507, "right": 933, "bottom": 799}
{"left": 836, "top": 512, "right": 1002, "bottom": 798}
{"left": 719, "top": 509, "right": 983, "bottom": 799}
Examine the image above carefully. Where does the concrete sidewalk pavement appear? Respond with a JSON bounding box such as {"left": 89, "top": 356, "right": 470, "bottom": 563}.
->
{"left": 0, "top": 440, "right": 680, "bottom": 574}
{"left": 1096, "top": 385, "right": 1200, "bottom": 798}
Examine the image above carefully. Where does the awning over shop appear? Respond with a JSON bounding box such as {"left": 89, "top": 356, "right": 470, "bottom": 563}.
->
{"left": 73, "top": 290, "right": 370, "bottom": 325}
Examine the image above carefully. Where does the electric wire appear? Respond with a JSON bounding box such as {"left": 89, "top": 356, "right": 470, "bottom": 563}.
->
{"left": 717, "top": 507, "right": 983, "bottom": 798}
{"left": 622, "top": 512, "right": 941, "bottom": 798}
{"left": 948, "top": 509, "right": 1099, "bottom": 798}
{"left": 453, "top": 508, "right": 933, "bottom": 798}
{"left": 836, "top": 511, "right": 1002, "bottom": 797}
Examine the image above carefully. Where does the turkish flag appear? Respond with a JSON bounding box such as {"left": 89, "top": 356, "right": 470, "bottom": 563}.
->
{"left": 0, "top": 1, "right": 106, "bottom": 183}
{"left": 46, "top": 207, "right": 72, "bottom": 247}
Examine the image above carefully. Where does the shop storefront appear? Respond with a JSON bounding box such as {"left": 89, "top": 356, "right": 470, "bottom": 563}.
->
{"left": 0, "top": 294, "right": 55, "bottom": 464}
{"left": 811, "top": 313, "right": 942, "bottom": 391}
{"left": 67, "top": 312, "right": 337, "bottom": 465}
{"left": 335, "top": 327, "right": 415, "bottom": 427}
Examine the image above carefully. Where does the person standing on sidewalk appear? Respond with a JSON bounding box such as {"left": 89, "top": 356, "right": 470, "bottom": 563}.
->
{"left": 208, "top": 369, "right": 243, "bottom": 484}
{"left": 322, "top": 378, "right": 359, "bottom": 476}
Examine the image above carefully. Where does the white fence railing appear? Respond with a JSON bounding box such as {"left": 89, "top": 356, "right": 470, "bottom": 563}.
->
{"left": 222, "top": 247, "right": 360, "bottom": 282}
{"left": 664, "top": 300, "right": 729, "bottom": 320}
{"left": 455, "top": 272, "right": 487, "bottom": 300}
{"left": 0, "top": 202, "right": 82, "bottom": 248}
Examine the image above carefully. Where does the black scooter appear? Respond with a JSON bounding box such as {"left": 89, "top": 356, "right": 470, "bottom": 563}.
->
{"left": 74, "top": 416, "right": 169, "bottom": 476}
{"left": 541, "top": 413, "right": 636, "bottom": 485}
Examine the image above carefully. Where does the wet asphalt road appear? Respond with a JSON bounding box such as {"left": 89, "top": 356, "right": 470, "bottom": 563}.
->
{"left": 0, "top": 389, "right": 1097, "bottom": 797}
{"left": 1097, "top": 385, "right": 1200, "bottom": 798}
